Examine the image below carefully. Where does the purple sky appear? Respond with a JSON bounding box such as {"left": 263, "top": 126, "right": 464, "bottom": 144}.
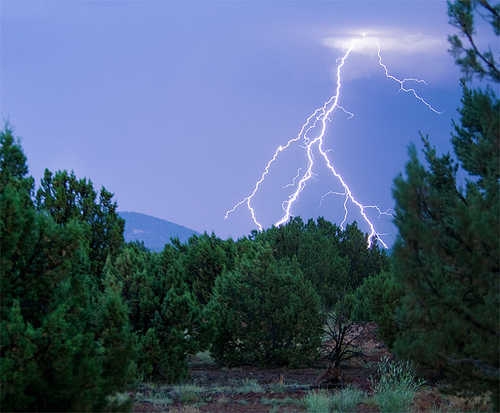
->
{"left": 2, "top": 0, "right": 464, "bottom": 245}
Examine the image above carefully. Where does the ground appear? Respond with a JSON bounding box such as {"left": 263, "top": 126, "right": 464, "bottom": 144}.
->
{"left": 131, "top": 323, "right": 491, "bottom": 412}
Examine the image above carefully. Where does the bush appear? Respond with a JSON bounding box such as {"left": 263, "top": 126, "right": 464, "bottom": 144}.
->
{"left": 208, "top": 244, "right": 323, "bottom": 367}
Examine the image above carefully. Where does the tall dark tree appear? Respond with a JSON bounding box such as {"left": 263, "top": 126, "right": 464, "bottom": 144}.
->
{"left": 391, "top": 0, "right": 499, "bottom": 405}
{"left": 0, "top": 128, "right": 37, "bottom": 315}
{"left": 0, "top": 129, "right": 135, "bottom": 411}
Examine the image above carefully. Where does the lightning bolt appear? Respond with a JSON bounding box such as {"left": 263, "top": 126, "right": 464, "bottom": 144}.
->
{"left": 376, "top": 43, "right": 442, "bottom": 114}
{"left": 283, "top": 168, "right": 303, "bottom": 189}
{"left": 225, "top": 36, "right": 440, "bottom": 248}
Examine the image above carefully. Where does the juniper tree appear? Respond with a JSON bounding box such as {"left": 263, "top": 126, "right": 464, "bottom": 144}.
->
{"left": 0, "top": 128, "right": 135, "bottom": 411}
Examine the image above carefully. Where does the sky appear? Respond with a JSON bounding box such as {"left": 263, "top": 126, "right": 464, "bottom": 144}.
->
{"left": 1, "top": 0, "right": 466, "bottom": 245}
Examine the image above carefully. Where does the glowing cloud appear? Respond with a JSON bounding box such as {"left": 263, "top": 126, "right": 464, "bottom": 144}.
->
{"left": 225, "top": 35, "right": 441, "bottom": 248}
{"left": 323, "top": 29, "right": 446, "bottom": 55}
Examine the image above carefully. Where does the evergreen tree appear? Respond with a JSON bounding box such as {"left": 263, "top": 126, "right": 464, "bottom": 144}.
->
{"left": 252, "top": 217, "right": 388, "bottom": 310}
{"left": 448, "top": 0, "right": 499, "bottom": 82}
{"left": 347, "top": 267, "right": 403, "bottom": 347}
{"left": 36, "top": 169, "right": 124, "bottom": 277}
{"left": 0, "top": 129, "right": 135, "bottom": 411}
{"left": 391, "top": 0, "right": 499, "bottom": 404}
{"left": 208, "top": 243, "right": 323, "bottom": 367}
{"left": 182, "top": 233, "right": 232, "bottom": 305}
{"left": 111, "top": 242, "right": 205, "bottom": 382}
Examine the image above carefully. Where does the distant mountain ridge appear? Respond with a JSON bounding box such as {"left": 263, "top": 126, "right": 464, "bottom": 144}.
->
{"left": 119, "top": 211, "right": 198, "bottom": 251}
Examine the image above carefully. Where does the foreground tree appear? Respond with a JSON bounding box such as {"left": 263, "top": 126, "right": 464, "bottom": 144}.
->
{"left": 391, "top": 0, "right": 499, "bottom": 405}
{"left": 0, "top": 129, "right": 135, "bottom": 411}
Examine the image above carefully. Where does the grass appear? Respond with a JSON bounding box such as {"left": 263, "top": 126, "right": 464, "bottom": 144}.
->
{"left": 370, "top": 356, "right": 424, "bottom": 413}
{"left": 234, "top": 378, "right": 264, "bottom": 393}
{"left": 168, "top": 407, "right": 201, "bottom": 413}
{"left": 303, "top": 387, "right": 365, "bottom": 413}
{"left": 261, "top": 396, "right": 302, "bottom": 406}
{"left": 216, "top": 395, "right": 230, "bottom": 404}
{"left": 104, "top": 392, "right": 134, "bottom": 412}
{"left": 135, "top": 384, "right": 173, "bottom": 405}
{"left": 330, "top": 386, "right": 365, "bottom": 412}
{"left": 268, "top": 381, "right": 287, "bottom": 393}
{"left": 303, "top": 390, "right": 331, "bottom": 413}
{"left": 190, "top": 350, "right": 217, "bottom": 367}
{"left": 210, "top": 385, "right": 232, "bottom": 393}
{"left": 173, "top": 384, "right": 204, "bottom": 403}
{"left": 372, "top": 389, "right": 415, "bottom": 412}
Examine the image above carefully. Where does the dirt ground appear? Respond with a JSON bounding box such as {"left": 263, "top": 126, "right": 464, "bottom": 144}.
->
{"left": 131, "top": 323, "right": 491, "bottom": 413}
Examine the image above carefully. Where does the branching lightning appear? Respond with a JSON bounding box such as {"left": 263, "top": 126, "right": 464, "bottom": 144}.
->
{"left": 225, "top": 36, "right": 440, "bottom": 248}
{"left": 376, "top": 44, "right": 442, "bottom": 114}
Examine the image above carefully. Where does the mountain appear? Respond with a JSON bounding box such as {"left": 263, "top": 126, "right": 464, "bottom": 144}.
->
{"left": 119, "top": 211, "right": 198, "bottom": 251}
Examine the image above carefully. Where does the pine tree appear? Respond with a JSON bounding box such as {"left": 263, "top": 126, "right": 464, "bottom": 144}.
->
{"left": 391, "top": 0, "right": 499, "bottom": 404}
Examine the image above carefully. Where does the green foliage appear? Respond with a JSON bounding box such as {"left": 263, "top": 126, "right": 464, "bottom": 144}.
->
{"left": 448, "top": 0, "right": 499, "bottom": 82}
{"left": 110, "top": 243, "right": 206, "bottom": 382}
{"left": 153, "top": 261, "right": 204, "bottom": 381}
{"left": 0, "top": 127, "right": 34, "bottom": 194}
{"left": 35, "top": 169, "right": 124, "bottom": 277}
{"left": 181, "top": 233, "right": 235, "bottom": 305}
{"left": 392, "top": 112, "right": 499, "bottom": 395}
{"left": 208, "top": 244, "right": 323, "bottom": 367}
{"left": 389, "top": 2, "right": 499, "bottom": 405}
{"left": 103, "top": 392, "right": 134, "bottom": 412}
{"left": 330, "top": 386, "right": 365, "bottom": 412}
{"left": 172, "top": 384, "right": 203, "bottom": 403}
{"left": 303, "top": 390, "right": 331, "bottom": 413}
{"left": 252, "top": 217, "right": 388, "bottom": 310}
{"left": 370, "top": 356, "right": 424, "bottom": 413}
{"left": 452, "top": 84, "right": 499, "bottom": 192}
{"left": 0, "top": 301, "right": 39, "bottom": 410}
{"left": 97, "top": 270, "right": 138, "bottom": 393}
{"left": 0, "top": 129, "right": 135, "bottom": 411}
{"left": 234, "top": 379, "right": 264, "bottom": 394}
{"left": 348, "top": 268, "right": 403, "bottom": 347}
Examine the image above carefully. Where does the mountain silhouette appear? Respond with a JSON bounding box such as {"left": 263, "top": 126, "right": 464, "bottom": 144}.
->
{"left": 119, "top": 211, "right": 198, "bottom": 251}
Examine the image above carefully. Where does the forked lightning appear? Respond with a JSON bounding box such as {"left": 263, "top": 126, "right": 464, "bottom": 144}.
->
{"left": 225, "top": 36, "right": 440, "bottom": 248}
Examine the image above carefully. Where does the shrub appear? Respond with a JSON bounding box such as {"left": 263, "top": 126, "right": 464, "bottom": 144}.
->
{"left": 208, "top": 244, "right": 323, "bottom": 367}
